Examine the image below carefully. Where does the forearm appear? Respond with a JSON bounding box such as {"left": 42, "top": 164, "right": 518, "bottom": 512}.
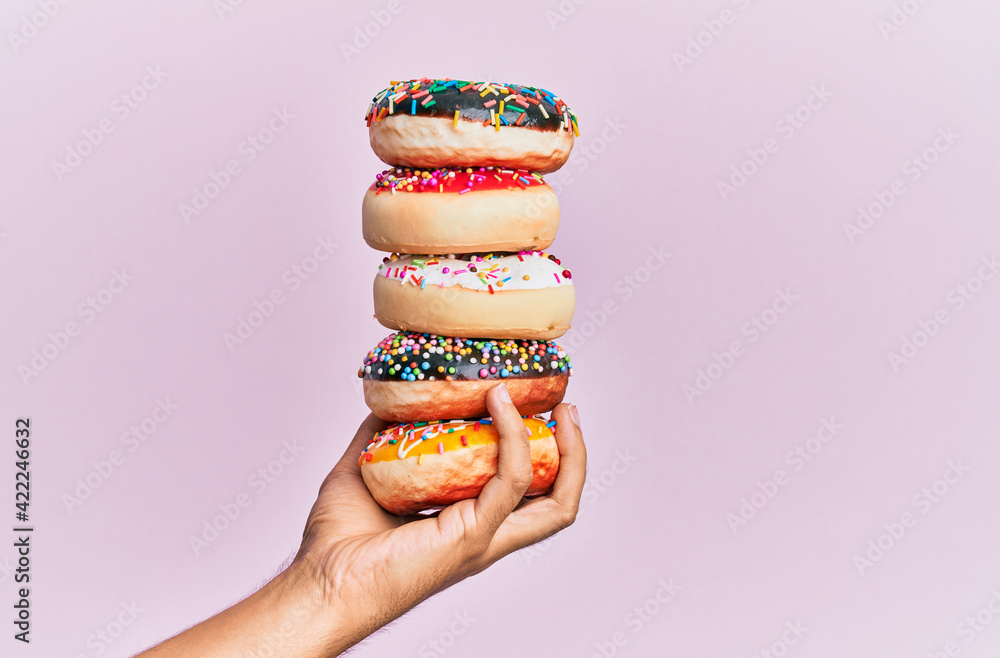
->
{"left": 137, "top": 554, "right": 355, "bottom": 658}
{"left": 135, "top": 398, "right": 585, "bottom": 656}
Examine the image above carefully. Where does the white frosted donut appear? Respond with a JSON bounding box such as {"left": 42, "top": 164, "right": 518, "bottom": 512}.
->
{"left": 359, "top": 416, "right": 560, "bottom": 515}
{"left": 365, "top": 79, "right": 578, "bottom": 174}
{"left": 373, "top": 252, "right": 576, "bottom": 340}
{"left": 359, "top": 332, "right": 572, "bottom": 422}
{"left": 362, "top": 166, "right": 559, "bottom": 254}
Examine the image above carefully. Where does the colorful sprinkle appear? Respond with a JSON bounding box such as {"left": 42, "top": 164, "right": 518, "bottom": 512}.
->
{"left": 369, "top": 166, "right": 548, "bottom": 195}
{"left": 360, "top": 331, "right": 571, "bottom": 384}
{"left": 366, "top": 78, "right": 576, "bottom": 133}
{"left": 360, "top": 415, "right": 557, "bottom": 467}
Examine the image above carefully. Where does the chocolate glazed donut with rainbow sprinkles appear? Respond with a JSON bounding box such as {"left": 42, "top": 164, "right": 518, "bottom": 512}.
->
{"left": 365, "top": 78, "right": 578, "bottom": 173}
{"left": 359, "top": 331, "right": 572, "bottom": 422}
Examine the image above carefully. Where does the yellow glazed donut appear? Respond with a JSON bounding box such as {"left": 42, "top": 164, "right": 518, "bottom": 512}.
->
{"left": 359, "top": 416, "right": 560, "bottom": 515}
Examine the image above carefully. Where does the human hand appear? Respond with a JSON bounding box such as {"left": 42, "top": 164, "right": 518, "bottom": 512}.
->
{"left": 296, "top": 383, "right": 587, "bottom": 653}
{"left": 135, "top": 384, "right": 585, "bottom": 657}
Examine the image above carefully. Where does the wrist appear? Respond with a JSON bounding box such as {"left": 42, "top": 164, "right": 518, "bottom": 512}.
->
{"left": 137, "top": 551, "right": 354, "bottom": 657}
{"left": 272, "top": 551, "right": 357, "bottom": 656}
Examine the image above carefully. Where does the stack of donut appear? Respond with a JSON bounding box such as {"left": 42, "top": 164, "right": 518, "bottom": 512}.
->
{"left": 356, "top": 78, "right": 578, "bottom": 515}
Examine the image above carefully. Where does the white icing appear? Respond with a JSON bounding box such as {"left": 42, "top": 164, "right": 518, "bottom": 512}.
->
{"left": 397, "top": 431, "right": 421, "bottom": 459}
{"left": 378, "top": 253, "right": 573, "bottom": 291}
{"left": 396, "top": 422, "right": 469, "bottom": 459}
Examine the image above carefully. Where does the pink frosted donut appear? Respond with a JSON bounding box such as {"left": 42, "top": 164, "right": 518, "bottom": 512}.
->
{"left": 362, "top": 166, "right": 559, "bottom": 254}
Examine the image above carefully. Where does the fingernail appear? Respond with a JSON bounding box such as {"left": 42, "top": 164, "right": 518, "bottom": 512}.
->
{"left": 496, "top": 383, "right": 511, "bottom": 404}
{"left": 569, "top": 404, "right": 581, "bottom": 427}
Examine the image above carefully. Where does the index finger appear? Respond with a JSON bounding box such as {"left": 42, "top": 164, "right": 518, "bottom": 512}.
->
{"left": 334, "top": 412, "right": 389, "bottom": 478}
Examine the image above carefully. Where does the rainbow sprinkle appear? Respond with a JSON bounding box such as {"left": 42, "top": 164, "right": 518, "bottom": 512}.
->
{"left": 371, "top": 166, "right": 546, "bottom": 194}
{"left": 365, "top": 78, "right": 578, "bottom": 135}
{"left": 358, "top": 331, "right": 571, "bottom": 383}
{"left": 359, "top": 414, "right": 556, "bottom": 465}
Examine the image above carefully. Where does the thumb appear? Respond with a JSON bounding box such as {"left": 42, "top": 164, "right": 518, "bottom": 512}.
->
{"left": 473, "top": 384, "right": 534, "bottom": 534}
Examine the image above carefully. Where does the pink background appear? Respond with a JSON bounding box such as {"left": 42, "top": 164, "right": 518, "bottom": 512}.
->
{"left": 3, "top": 0, "right": 1000, "bottom": 656}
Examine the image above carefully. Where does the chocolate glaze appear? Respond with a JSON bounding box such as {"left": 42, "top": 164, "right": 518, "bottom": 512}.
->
{"left": 360, "top": 331, "right": 571, "bottom": 382}
{"left": 367, "top": 79, "right": 575, "bottom": 132}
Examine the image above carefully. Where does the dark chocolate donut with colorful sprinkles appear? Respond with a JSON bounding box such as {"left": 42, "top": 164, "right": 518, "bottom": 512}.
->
{"left": 359, "top": 331, "right": 571, "bottom": 422}
{"left": 367, "top": 79, "right": 575, "bottom": 130}
{"left": 366, "top": 78, "right": 578, "bottom": 173}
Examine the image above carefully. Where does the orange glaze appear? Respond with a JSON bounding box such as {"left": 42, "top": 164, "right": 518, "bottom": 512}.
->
{"left": 359, "top": 416, "right": 555, "bottom": 465}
